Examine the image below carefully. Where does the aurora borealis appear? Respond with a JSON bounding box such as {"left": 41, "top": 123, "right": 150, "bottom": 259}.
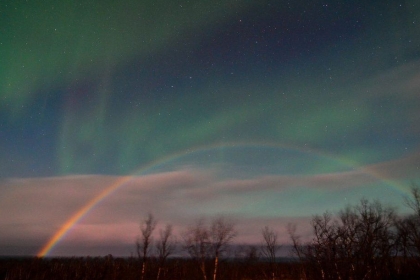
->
{"left": 1, "top": 0, "right": 420, "bottom": 256}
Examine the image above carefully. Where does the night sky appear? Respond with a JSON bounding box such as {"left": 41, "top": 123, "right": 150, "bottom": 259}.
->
{"left": 1, "top": 0, "right": 420, "bottom": 256}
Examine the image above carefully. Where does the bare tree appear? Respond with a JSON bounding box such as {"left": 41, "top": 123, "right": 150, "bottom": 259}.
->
{"left": 183, "top": 216, "right": 236, "bottom": 280}
{"left": 183, "top": 219, "right": 210, "bottom": 280}
{"left": 261, "top": 226, "right": 279, "bottom": 280}
{"left": 351, "top": 199, "right": 397, "bottom": 279}
{"left": 156, "top": 224, "right": 176, "bottom": 280}
{"left": 137, "top": 213, "right": 157, "bottom": 280}
{"left": 287, "top": 223, "right": 307, "bottom": 280}
{"left": 396, "top": 185, "right": 420, "bottom": 272}
{"left": 210, "top": 216, "right": 237, "bottom": 280}
{"left": 289, "top": 200, "right": 397, "bottom": 280}
{"left": 404, "top": 185, "right": 420, "bottom": 216}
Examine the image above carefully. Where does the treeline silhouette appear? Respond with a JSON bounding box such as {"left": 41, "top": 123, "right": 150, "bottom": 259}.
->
{"left": 2, "top": 186, "right": 420, "bottom": 280}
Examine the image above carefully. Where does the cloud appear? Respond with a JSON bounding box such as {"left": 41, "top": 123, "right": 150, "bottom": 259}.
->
{"left": 366, "top": 59, "right": 420, "bottom": 100}
{"left": 1, "top": 153, "right": 419, "bottom": 256}
{"left": 0, "top": 170, "right": 209, "bottom": 254}
{"left": 186, "top": 152, "right": 420, "bottom": 200}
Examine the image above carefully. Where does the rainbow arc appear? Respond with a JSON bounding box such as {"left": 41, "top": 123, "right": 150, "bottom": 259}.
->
{"left": 37, "top": 141, "right": 412, "bottom": 257}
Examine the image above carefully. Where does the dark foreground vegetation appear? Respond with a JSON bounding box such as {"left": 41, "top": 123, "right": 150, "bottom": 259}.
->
{"left": 0, "top": 256, "right": 301, "bottom": 280}
{"left": 2, "top": 186, "right": 420, "bottom": 280}
{"left": 1, "top": 254, "right": 419, "bottom": 280}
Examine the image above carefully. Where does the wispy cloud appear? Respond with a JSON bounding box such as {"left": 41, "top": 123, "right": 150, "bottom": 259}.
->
{"left": 186, "top": 152, "right": 420, "bottom": 199}
{"left": 1, "top": 152, "right": 418, "bottom": 256}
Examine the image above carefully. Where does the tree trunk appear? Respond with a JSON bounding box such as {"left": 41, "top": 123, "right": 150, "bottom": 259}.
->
{"left": 200, "top": 261, "right": 207, "bottom": 280}
{"left": 213, "top": 255, "right": 219, "bottom": 280}
{"left": 156, "top": 267, "right": 161, "bottom": 280}
{"left": 141, "top": 260, "right": 146, "bottom": 280}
